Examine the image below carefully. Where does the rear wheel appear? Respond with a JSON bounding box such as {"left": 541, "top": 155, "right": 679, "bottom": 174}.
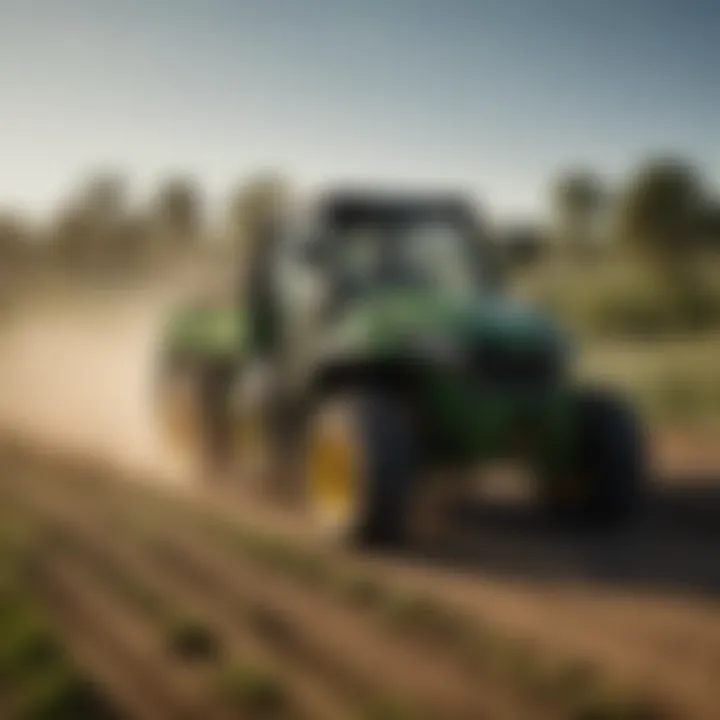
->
{"left": 230, "top": 362, "right": 294, "bottom": 498}
{"left": 155, "top": 360, "right": 200, "bottom": 453}
{"left": 305, "top": 393, "right": 419, "bottom": 547}
{"left": 197, "top": 360, "right": 237, "bottom": 475}
{"left": 541, "top": 389, "right": 646, "bottom": 529}
{"left": 155, "top": 357, "right": 235, "bottom": 479}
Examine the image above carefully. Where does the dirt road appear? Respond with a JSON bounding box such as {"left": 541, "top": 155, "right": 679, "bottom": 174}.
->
{"left": 0, "top": 281, "right": 719, "bottom": 718}
{"left": 0, "top": 280, "right": 185, "bottom": 478}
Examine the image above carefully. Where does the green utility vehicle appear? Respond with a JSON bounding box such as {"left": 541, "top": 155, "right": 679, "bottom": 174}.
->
{"left": 156, "top": 192, "right": 646, "bottom": 545}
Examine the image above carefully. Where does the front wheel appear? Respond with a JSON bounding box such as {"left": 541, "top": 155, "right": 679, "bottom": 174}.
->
{"left": 540, "top": 389, "right": 647, "bottom": 529}
{"left": 304, "top": 393, "right": 419, "bottom": 547}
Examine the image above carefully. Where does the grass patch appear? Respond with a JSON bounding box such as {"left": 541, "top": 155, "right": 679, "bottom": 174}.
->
{"left": 218, "top": 661, "right": 287, "bottom": 717}
{"left": 195, "top": 511, "right": 664, "bottom": 718}
{"left": 336, "top": 573, "right": 384, "bottom": 610}
{"left": 0, "top": 552, "right": 117, "bottom": 720}
{"left": 568, "top": 686, "right": 665, "bottom": 720}
{"left": 165, "top": 615, "right": 220, "bottom": 662}
{"left": 517, "top": 256, "right": 720, "bottom": 341}
{"left": 0, "top": 617, "right": 65, "bottom": 687}
{"left": 47, "top": 523, "right": 167, "bottom": 619}
{"left": 541, "top": 659, "right": 602, "bottom": 704}
{"left": 646, "top": 372, "right": 720, "bottom": 425}
{"left": 14, "top": 665, "right": 117, "bottom": 720}
{"left": 379, "top": 592, "right": 460, "bottom": 642}
{"left": 0, "top": 530, "right": 68, "bottom": 695}
{"left": 226, "top": 527, "right": 334, "bottom": 589}
{"left": 359, "top": 695, "right": 420, "bottom": 720}
{"left": 1, "top": 446, "right": 668, "bottom": 719}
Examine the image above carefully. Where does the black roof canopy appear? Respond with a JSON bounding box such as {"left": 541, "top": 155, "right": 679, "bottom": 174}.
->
{"left": 314, "top": 190, "right": 481, "bottom": 229}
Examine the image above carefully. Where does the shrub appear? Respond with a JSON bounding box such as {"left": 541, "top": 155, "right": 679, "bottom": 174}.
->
{"left": 15, "top": 666, "right": 115, "bottom": 720}
{"left": 337, "top": 573, "right": 384, "bottom": 610}
{"left": 219, "top": 662, "right": 286, "bottom": 717}
{"left": 360, "top": 695, "right": 418, "bottom": 720}
{"left": 379, "top": 592, "right": 465, "bottom": 644}
{"left": 166, "top": 615, "right": 220, "bottom": 661}
{"left": 0, "top": 616, "right": 64, "bottom": 685}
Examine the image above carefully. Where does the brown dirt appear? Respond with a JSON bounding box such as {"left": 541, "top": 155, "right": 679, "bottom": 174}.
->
{"left": 0, "top": 468, "right": 348, "bottom": 720}
{"left": 0, "top": 438, "right": 540, "bottom": 719}
{"left": 0, "top": 282, "right": 719, "bottom": 718}
{"left": 30, "top": 549, "right": 224, "bottom": 720}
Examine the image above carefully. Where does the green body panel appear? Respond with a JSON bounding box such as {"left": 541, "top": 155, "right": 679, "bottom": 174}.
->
{"left": 160, "top": 287, "right": 575, "bottom": 466}
{"left": 317, "top": 290, "right": 563, "bottom": 360}
{"left": 420, "top": 374, "right": 573, "bottom": 465}
{"left": 162, "top": 302, "right": 246, "bottom": 362}
{"left": 315, "top": 290, "right": 573, "bottom": 464}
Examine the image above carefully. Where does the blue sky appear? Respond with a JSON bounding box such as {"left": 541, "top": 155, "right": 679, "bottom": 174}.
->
{"left": 1, "top": 0, "right": 718, "bottom": 219}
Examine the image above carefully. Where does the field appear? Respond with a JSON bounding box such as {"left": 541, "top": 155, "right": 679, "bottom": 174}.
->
{"left": 2, "top": 437, "right": 672, "bottom": 720}
{"left": 0, "top": 275, "right": 719, "bottom": 719}
{"left": 3, "top": 3, "right": 720, "bottom": 715}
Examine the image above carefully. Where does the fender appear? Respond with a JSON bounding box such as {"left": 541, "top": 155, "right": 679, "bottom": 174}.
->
{"left": 161, "top": 301, "right": 249, "bottom": 365}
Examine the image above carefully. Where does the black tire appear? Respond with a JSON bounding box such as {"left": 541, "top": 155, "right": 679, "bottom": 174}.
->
{"left": 154, "top": 356, "right": 198, "bottom": 448}
{"left": 196, "top": 359, "right": 237, "bottom": 476}
{"left": 541, "top": 389, "right": 646, "bottom": 529}
{"left": 305, "top": 393, "right": 419, "bottom": 547}
{"left": 155, "top": 347, "right": 237, "bottom": 481}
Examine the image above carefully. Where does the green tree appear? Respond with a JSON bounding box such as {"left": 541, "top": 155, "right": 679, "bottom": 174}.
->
{"left": 107, "top": 212, "right": 151, "bottom": 271}
{"left": 50, "top": 204, "right": 95, "bottom": 269}
{"left": 47, "top": 172, "right": 129, "bottom": 272}
{"left": 614, "top": 157, "right": 710, "bottom": 325}
{"left": 699, "top": 199, "right": 720, "bottom": 252}
{"left": 81, "top": 173, "right": 129, "bottom": 269}
{"left": 155, "top": 177, "right": 203, "bottom": 248}
{"left": 0, "top": 211, "right": 31, "bottom": 267}
{"left": 82, "top": 173, "right": 127, "bottom": 225}
{"left": 615, "top": 158, "right": 705, "bottom": 261}
{"left": 501, "top": 224, "right": 548, "bottom": 268}
{"left": 228, "top": 171, "right": 290, "bottom": 258}
{"left": 551, "top": 169, "right": 604, "bottom": 257}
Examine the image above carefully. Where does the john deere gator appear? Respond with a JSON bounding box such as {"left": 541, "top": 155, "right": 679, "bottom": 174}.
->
{"left": 155, "top": 191, "right": 646, "bottom": 545}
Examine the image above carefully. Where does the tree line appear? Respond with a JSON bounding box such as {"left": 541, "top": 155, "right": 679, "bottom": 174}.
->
{"left": 503, "top": 157, "right": 719, "bottom": 262}
{"left": 0, "top": 172, "right": 286, "bottom": 276}
{"left": 1, "top": 159, "right": 719, "bottom": 276}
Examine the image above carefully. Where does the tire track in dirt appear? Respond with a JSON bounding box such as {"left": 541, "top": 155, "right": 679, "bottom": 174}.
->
{"left": 3, "top": 443, "right": 541, "bottom": 720}
{"left": 223, "top": 485, "right": 720, "bottom": 719}
{"left": 29, "top": 551, "right": 226, "bottom": 720}
{"left": 0, "top": 496, "right": 220, "bottom": 719}
{"left": 97, "top": 500, "right": 527, "bottom": 719}
{"left": 0, "top": 473, "right": 351, "bottom": 720}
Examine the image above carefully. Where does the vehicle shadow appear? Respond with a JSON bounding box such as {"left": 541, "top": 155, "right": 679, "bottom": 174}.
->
{"left": 403, "top": 474, "right": 720, "bottom": 599}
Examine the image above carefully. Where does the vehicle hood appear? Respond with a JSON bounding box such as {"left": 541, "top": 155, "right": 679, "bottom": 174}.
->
{"left": 317, "top": 289, "right": 567, "bottom": 362}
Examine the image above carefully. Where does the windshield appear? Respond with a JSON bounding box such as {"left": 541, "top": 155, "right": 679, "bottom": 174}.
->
{"left": 332, "top": 218, "right": 480, "bottom": 299}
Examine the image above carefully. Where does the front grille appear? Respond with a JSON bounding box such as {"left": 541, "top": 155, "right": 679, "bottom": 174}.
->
{"left": 470, "top": 343, "right": 560, "bottom": 387}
